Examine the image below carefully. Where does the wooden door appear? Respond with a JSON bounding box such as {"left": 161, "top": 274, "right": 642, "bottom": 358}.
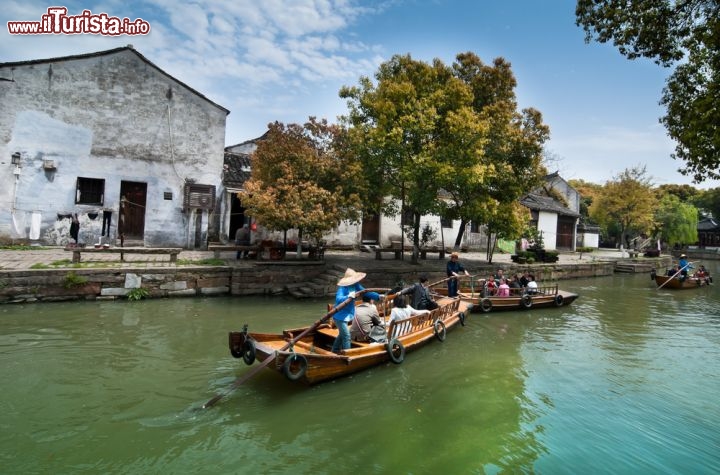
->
{"left": 119, "top": 181, "right": 147, "bottom": 240}
{"left": 557, "top": 218, "right": 575, "bottom": 249}
{"left": 361, "top": 214, "right": 380, "bottom": 243}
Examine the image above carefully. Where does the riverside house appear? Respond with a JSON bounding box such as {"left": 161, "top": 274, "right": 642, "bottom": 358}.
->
{"left": 0, "top": 46, "right": 229, "bottom": 249}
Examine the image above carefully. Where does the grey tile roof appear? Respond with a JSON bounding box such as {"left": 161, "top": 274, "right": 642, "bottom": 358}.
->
{"left": 520, "top": 193, "right": 580, "bottom": 218}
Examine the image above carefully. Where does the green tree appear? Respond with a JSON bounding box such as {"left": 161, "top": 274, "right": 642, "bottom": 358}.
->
{"left": 589, "top": 165, "right": 656, "bottom": 247}
{"left": 484, "top": 202, "right": 530, "bottom": 263}
{"left": 654, "top": 193, "right": 698, "bottom": 247}
{"left": 240, "top": 119, "right": 362, "bottom": 255}
{"left": 656, "top": 184, "right": 700, "bottom": 203}
{"left": 568, "top": 179, "right": 603, "bottom": 224}
{"left": 341, "top": 54, "right": 483, "bottom": 262}
{"left": 694, "top": 187, "right": 720, "bottom": 219}
{"left": 576, "top": 0, "right": 720, "bottom": 182}
{"left": 443, "top": 53, "right": 549, "bottom": 249}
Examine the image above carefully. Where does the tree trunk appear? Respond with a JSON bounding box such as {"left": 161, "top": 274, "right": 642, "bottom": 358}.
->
{"left": 296, "top": 229, "right": 303, "bottom": 258}
{"left": 453, "top": 218, "right": 467, "bottom": 250}
{"left": 411, "top": 212, "right": 421, "bottom": 264}
{"left": 486, "top": 227, "right": 496, "bottom": 263}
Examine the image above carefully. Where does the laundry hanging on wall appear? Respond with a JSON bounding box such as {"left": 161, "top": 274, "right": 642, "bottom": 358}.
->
{"left": 29, "top": 211, "right": 41, "bottom": 240}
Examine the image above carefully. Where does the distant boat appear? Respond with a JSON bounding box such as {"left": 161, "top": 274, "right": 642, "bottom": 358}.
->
{"left": 435, "top": 279, "right": 578, "bottom": 313}
{"left": 652, "top": 271, "right": 712, "bottom": 290}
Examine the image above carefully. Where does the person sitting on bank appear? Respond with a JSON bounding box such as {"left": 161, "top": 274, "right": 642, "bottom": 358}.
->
{"left": 400, "top": 275, "right": 439, "bottom": 311}
{"left": 350, "top": 293, "right": 383, "bottom": 342}
{"left": 235, "top": 224, "right": 251, "bottom": 259}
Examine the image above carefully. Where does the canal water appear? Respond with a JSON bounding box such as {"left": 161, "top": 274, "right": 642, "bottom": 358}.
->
{"left": 1, "top": 262, "right": 719, "bottom": 474}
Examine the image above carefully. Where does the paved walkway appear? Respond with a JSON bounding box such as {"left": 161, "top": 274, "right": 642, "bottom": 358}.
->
{"left": 0, "top": 246, "right": 632, "bottom": 272}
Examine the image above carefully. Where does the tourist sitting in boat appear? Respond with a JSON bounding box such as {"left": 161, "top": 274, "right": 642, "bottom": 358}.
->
{"left": 483, "top": 274, "right": 497, "bottom": 297}
{"left": 387, "top": 294, "right": 430, "bottom": 325}
{"left": 494, "top": 268, "right": 505, "bottom": 285}
{"left": 496, "top": 278, "right": 510, "bottom": 297}
{"left": 526, "top": 275, "right": 538, "bottom": 295}
{"left": 399, "top": 275, "right": 439, "bottom": 310}
{"left": 508, "top": 276, "right": 522, "bottom": 295}
{"left": 694, "top": 265, "right": 709, "bottom": 278}
{"left": 667, "top": 266, "right": 679, "bottom": 277}
{"left": 350, "top": 293, "right": 384, "bottom": 342}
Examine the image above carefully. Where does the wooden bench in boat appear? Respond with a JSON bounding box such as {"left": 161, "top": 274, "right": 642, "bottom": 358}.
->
{"left": 207, "top": 244, "right": 261, "bottom": 258}
{"left": 64, "top": 246, "right": 182, "bottom": 264}
{"left": 291, "top": 339, "right": 336, "bottom": 355}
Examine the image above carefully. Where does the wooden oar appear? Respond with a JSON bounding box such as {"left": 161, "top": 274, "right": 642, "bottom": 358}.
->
{"left": 657, "top": 261, "right": 693, "bottom": 290}
{"left": 202, "top": 289, "right": 380, "bottom": 409}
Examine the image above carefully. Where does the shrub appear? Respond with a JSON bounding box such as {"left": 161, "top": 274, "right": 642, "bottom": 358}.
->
{"left": 63, "top": 271, "right": 88, "bottom": 289}
{"left": 127, "top": 287, "right": 149, "bottom": 301}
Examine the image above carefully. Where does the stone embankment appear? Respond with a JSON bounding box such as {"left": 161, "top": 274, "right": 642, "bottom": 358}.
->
{"left": 0, "top": 248, "right": 671, "bottom": 304}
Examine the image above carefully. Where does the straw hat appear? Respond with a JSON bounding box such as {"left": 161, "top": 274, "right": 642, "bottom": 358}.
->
{"left": 680, "top": 254, "right": 687, "bottom": 258}
{"left": 338, "top": 268, "right": 366, "bottom": 286}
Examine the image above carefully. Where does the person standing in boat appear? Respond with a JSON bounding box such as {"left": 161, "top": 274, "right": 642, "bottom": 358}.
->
{"left": 446, "top": 252, "right": 469, "bottom": 297}
{"left": 350, "top": 293, "right": 383, "bottom": 342}
{"left": 400, "top": 275, "right": 439, "bottom": 310}
{"left": 678, "top": 254, "right": 693, "bottom": 280}
{"left": 332, "top": 268, "right": 369, "bottom": 353}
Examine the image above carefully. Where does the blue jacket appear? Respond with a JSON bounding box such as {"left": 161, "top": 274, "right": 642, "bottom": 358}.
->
{"left": 334, "top": 283, "right": 364, "bottom": 322}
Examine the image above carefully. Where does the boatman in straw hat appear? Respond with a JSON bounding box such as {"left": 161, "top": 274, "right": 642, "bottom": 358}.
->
{"left": 332, "top": 268, "right": 379, "bottom": 353}
{"left": 678, "top": 253, "right": 693, "bottom": 281}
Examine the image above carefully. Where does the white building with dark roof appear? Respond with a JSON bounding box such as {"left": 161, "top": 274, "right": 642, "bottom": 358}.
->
{"left": 0, "top": 46, "right": 229, "bottom": 248}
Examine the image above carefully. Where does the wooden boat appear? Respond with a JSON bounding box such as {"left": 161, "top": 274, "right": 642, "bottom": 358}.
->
{"left": 458, "top": 284, "right": 578, "bottom": 313}
{"left": 653, "top": 274, "right": 712, "bottom": 290}
{"left": 433, "top": 277, "right": 578, "bottom": 313}
{"left": 227, "top": 294, "right": 470, "bottom": 385}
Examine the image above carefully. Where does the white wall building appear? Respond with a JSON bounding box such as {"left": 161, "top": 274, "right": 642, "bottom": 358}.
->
{"left": 0, "top": 46, "right": 229, "bottom": 248}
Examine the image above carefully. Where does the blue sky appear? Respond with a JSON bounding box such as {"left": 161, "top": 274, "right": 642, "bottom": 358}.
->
{"left": 3, "top": 0, "right": 716, "bottom": 189}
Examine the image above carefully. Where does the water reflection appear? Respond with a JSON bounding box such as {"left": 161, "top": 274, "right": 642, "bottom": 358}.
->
{"left": 1, "top": 266, "right": 719, "bottom": 473}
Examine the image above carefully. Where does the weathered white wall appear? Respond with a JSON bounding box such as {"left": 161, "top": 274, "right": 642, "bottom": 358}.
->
{"left": 537, "top": 210, "right": 558, "bottom": 250}
{"left": 0, "top": 48, "right": 227, "bottom": 247}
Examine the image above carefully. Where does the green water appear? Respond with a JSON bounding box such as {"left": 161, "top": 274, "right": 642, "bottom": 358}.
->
{"left": 1, "top": 264, "right": 719, "bottom": 474}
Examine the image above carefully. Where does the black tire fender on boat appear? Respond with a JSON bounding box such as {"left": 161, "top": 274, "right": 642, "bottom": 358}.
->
{"left": 480, "top": 298, "right": 493, "bottom": 313}
{"left": 650, "top": 269, "right": 657, "bottom": 280}
{"left": 554, "top": 294, "right": 564, "bottom": 307}
{"left": 521, "top": 295, "right": 533, "bottom": 309}
{"left": 386, "top": 338, "right": 405, "bottom": 364}
{"left": 241, "top": 338, "right": 256, "bottom": 365}
{"left": 282, "top": 353, "right": 308, "bottom": 381}
{"left": 458, "top": 311, "right": 466, "bottom": 326}
{"left": 434, "top": 320, "right": 447, "bottom": 342}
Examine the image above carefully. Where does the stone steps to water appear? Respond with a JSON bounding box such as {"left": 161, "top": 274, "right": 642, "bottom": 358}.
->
{"left": 285, "top": 267, "right": 340, "bottom": 298}
{"left": 614, "top": 262, "right": 655, "bottom": 273}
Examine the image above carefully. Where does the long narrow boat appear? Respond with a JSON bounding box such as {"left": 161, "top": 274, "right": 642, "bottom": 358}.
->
{"left": 433, "top": 278, "right": 578, "bottom": 313}
{"left": 653, "top": 274, "right": 712, "bottom": 290}
{"left": 458, "top": 284, "right": 578, "bottom": 313}
{"left": 228, "top": 295, "right": 470, "bottom": 385}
